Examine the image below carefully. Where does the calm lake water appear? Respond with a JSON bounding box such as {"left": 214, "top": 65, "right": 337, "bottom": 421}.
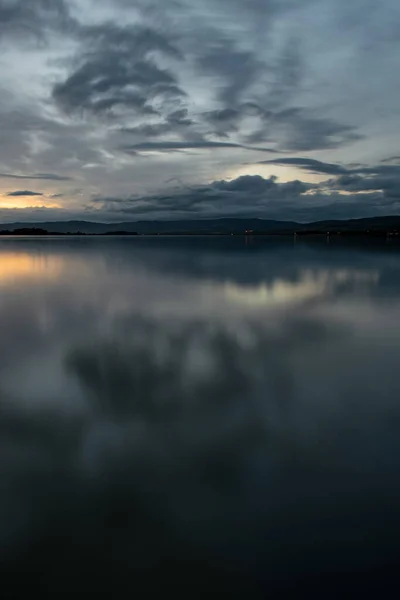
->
{"left": 1, "top": 236, "right": 400, "bottom": 597}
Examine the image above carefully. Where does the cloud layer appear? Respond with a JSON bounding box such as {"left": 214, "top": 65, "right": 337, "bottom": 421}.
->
{"left": 0, "top": 0, "right": 400, "bottom": 220}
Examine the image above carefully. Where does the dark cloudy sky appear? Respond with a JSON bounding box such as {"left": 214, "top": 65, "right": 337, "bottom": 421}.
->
{"left": 1, "top": 0, "right": 400, "bottom": 222}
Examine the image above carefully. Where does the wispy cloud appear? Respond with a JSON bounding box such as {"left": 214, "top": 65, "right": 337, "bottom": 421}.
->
{"left": 0, "top": 173, "right": 72, "bottom": 181}
{"left": 121, "top": 141, "right": 278, "bottom": 154}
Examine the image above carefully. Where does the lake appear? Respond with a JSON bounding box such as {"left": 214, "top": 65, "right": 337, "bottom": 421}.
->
{"left": 1, "top": 236, "right": 400, "bottom": 597}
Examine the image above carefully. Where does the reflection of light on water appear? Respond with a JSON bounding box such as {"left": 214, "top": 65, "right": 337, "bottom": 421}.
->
{"left": 225, "top": 277, "right": 325, "bottom": 306}
{"left": 0, "top": 253, "right": 64, "bottom": 283}
{"left": 225, "top": 269, "right": 380, "bottom": 307}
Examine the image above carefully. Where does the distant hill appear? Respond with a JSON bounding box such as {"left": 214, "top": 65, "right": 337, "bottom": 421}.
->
{"left": 0, "top": 219, "right": 297, "bottom": 235}
{"left": 0, "top": 216, "right": 400, "bottom": 235}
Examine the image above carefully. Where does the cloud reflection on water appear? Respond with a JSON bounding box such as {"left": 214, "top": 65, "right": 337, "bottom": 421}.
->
{"left": 1, "top": 238, "right": 400, "bottom": 596}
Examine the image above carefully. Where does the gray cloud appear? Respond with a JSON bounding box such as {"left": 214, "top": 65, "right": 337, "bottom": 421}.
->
{"left": 167, "top": 108, "right": 194, "bottom": 127}
{"left": 49, "top": 2, "right": 362, "bottom": 155}
{"left": 268, "top": 109, "right": 363, "bottom": 151}
{"left": 260, "top": 158, "right": 349, "bottom": 176}
{"left": 90, "top": 169, "right": 400, "bottom": 222}
{"left": 206, "top": 108, "right": 241, "bottom": 123}
{"left": 53, "top": 24, "right": 185, "bottom": 118}
{"left": 0, "top": 0, "right": 74, "bottom": 42}
{"left": 358, "top": 165, "right": 400, "bottom": 176}
{"left": 323, "top": 170, "right": 400, "bottom": 200}
{"left": 121, "top": 141, "right": 278, "bottom": 154}
{"left": 0, "top": 0, "right": 399, "bottom": 220}
{"left": 264, "top": 159, "right": 400, "bottom": 179}
{"left": 6, "top": 190, "right": 44, "bottom": 197}
{"left": 381, "top": 156, "right": 400, "bottom": 164}
{"left": 0, "top": 173, "right": 397, "bottom": 223}
{"left": 191, "top": 22, "right": 360, "bottom": 151}
{"left": 92, "top": 174, "right": 314, "bottom": 220}
{"left": 261, "top": 158, "right": 400, "bottom": 200}
{"left": 0, "top": 172, "right": 72, "bottom": 181}
{"left": 121, "top": 108, "right": 195, "bottom": 138}
{"left": 197, "top": 40, "right": 264, "bottom": 107}
{"left": 316, "top": 164, "right": 400, "bottom": 200}
{"left": 121, "top": 124, "right": 172, "bottom": 138}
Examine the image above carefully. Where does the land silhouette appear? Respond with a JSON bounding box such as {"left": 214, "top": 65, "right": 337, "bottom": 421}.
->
{"left": 0, "top": 216, "right": 399, "bottom": 236}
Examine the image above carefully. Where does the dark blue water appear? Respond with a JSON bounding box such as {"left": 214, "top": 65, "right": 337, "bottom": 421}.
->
{"left": 1, "top": 236, "right": 400, "bottom": 597}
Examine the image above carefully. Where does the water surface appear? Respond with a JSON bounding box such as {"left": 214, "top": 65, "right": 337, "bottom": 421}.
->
{"left": 1, "top": 236, "right": 400, "bottom": 597}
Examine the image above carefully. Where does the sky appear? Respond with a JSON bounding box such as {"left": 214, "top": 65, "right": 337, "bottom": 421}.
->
{"left": 0, "top": 0, "right": 400, "bottom": 223}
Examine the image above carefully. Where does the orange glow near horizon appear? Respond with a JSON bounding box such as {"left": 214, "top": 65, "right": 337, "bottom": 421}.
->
{"left": 0, "top": 196, "right": 61, "bottom": 210}
{"left": 0, "top": 252, "right": 64, "bottom": 283}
